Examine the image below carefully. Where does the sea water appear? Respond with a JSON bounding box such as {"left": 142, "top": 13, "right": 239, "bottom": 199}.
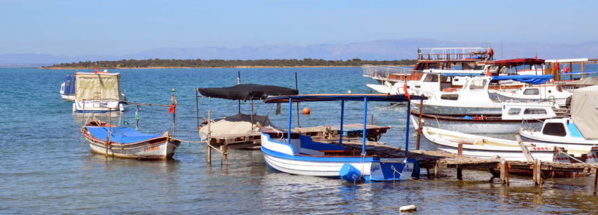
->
{"left": 1, "top": 67, "right": 598, "bottom": 213}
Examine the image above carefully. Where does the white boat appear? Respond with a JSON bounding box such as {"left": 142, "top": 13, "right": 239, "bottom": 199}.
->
{"left": 411, "top": 101, "right": 556, "bottom": 134}
{"left": 60, "top": 74, "right": 76, "bottom": 101}
{"left": 81, "top": 120, "right": 180, "bottom": 159}
{"left": 413, "top": 76, "right": 504, "bottom": 115}
{"left": 420, "top": 126, "right": 574, "bottom": 162}
{"left": 72, "top": 72, "right": 125, "bottom": 113}
{"left": 519, "top": 86, "right": 598, "bottom": 156}
{"left": 260, "top": 94, "right": 424, "bottom": 182}
{"left": 496, "top": 85, "right": 571, "bottom": 108}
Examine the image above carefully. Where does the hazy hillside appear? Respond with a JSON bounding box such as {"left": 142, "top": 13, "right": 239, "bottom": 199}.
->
{"left": 2, "top": 39, "right": 597, "bottom": 66}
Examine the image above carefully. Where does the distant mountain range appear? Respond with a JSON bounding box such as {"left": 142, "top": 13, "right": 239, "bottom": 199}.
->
{"left": 2, "top": 39, "right": 597, "bottom": 67}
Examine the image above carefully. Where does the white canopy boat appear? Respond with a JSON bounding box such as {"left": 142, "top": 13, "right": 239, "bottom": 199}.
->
{"left": 73, "top": 71, "right": 125, "bottom": 114}
{"left": 260, "top": 94, "right": 425, "bottom": 182}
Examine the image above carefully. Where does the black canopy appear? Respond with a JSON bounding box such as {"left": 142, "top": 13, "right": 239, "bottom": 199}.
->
{"left": 197, "top": 84, "right": 299, "bottom": 100}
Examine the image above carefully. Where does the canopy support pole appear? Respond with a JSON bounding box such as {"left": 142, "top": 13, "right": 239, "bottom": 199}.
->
{"left": 405, "top": 100, "right": 411, "bottom": 156}
{"left": 362, "top": 97, "right": 367, "bottom": 155}
{"left": 339, "top": 100, "right": 344, "bottom": 145}
{"left": 288, "top": 98, "right": 292, "bottom": 144}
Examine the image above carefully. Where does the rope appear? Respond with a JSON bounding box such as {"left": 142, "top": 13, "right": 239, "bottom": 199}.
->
{"left": 556, "top": 147, "right": 584, "bottom": 163}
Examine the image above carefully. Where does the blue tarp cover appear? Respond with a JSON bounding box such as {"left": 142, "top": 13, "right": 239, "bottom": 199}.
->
{"left": 491, "top": 75, "right": 554, "bottom": 84}
{"left": 86, "top": 126, "right": 161, "bottom": 144}
{"left": 64, "top": 75, "right": 76, "bottom": 95}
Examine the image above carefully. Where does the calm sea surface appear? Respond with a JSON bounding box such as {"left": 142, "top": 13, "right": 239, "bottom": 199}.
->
{"left": 1, "top": 67, "right": 598, "bottom": 214}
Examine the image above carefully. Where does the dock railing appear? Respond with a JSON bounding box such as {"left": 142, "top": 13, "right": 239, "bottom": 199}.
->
{"left": 362, "top": 65, "right": 413, "bottom": 79}
{"left": 418, "top": 47, "right": 490, "bottom": 61}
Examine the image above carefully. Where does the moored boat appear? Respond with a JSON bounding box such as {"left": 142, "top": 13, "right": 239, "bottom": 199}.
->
{"left": 519, "top": 85, "right": 598, "bottom": 155}
{"left": 81, "top": 120, "right": 180, "bottom": 159}
{"left": 73, "top": 71, "right": 126, "bottom": 114}
{"left": 420, "top": 126, "right": 578, "bottom": 162}
{"left": 411, "top": 101, "right": 557, "bottom": 134}
{"left": 260, "top": 94, "right": 424, "bottom": 182}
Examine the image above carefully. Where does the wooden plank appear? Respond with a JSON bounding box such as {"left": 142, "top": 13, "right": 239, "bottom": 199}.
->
{"left": 516, "top": 134, "right": 534, "bottom": 162}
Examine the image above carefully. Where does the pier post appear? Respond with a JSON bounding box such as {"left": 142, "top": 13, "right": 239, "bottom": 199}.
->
{"left": 594, "top": 167, "right": 598, "bottom": 195}
{"left": 457, "top": 166, "right": 462, "bottom": 180}
{"left": 434, "top": 161, "right": 439, "bottom": 179}
{"left": 500, "top": 159, "right": 506, "bottom": 185}
{"left": 416, "top": 99, "right": 423, "bottom": 150}
{"left": 506, "top": 163, "right": 510, "bottom": 186}
{"left": 458, "top": 143, "right": 463, "bottom": 156}
{"left": 207, "top": 110, "right": 212, "bottom": 164}
{"left": 534, "top": 159, "right": 543, "bottom": 186}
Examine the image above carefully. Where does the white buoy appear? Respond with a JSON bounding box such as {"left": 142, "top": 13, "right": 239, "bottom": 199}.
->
{"left": 399, "top": 205, "right": 417, "bottom": 212}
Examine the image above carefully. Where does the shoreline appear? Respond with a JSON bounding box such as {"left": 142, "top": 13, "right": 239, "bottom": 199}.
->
{"left": 40, "top": 65, "right": 414, "bottom": 70}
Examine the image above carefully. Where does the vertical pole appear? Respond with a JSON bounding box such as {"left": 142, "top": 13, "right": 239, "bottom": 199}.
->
{"left": 339, "top": 100, "right": 344, "bottom": 145}
{"left": 416, "top": 99, "right": 423, "bottom": 150}
{"left": 506, "top": 163, "right": 510, "bottom": 186}
{"left": 500, "top": 159, "right": 506, "bottom": 185}
{"left": 569, "top": 62, "right": 573, "bottom": 80}
{"left": 196, "top": 89, "right": 200, "bottom": 132}
{"left": 405, "top": 100, "right": 411, "bottom": 156}
{"left": 594, "top": 167, "right": 598, "bottom": 195}
{"left": 370, "top": 115, "right": 373, "bottom": 125}
{"left": 207, "top": 110, "right": 211, "bottom": 164}
{"left": 288, "top": 97, "right": 292, "bottom": 145}
{"left": 238, "top": 71, "right": 241, "bottom": 114}
{"left": 172, "top": 88, "right": 176, "bottom": 138}
{"left": 457, "top": 166, "right": 462, "bottom": 180}
{"left": 582, "top": 61, "right": 585, "bottom": 79}
{"left": 251, "top": 100, "right": 254, "bottom": 131}
{"left": 295, "top": 72, "right": 300, "bottom": 128}
{"left": 362, "top": 97, "right": 368, "bottom": 155}
{"left": 106, "top": 108, "right": 112, "bottom": 157}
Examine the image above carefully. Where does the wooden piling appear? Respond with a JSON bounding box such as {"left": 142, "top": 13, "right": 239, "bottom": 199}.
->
{"left": 500, "top": 159, "right": 506, "bottom": 185}
{"left": 416, "top": 100, "right": 423, "bottom": 150}
{"left": 506, "top": 163, "right": 510, "bottom": 186}
{"left": 434, "top": 161, "right": 439, "bottom": 179}
{"left": 458, "top": 143, "right": 463, "bottom": 156}
{"left": 457, "top": 166, "right": 462, "bottom": 180}
{"left": 594, "top": 167, "right": 598, "bottom": 195}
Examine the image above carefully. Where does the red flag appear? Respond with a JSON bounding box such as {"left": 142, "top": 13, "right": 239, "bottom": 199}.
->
{"left": 555, "top": 59, "right": 560, "bottom": 73}
{"left": 169, "top": 101, "right": 177, "bottom": 114}
{"left": 486, "top": 67, "right": 492, "bottom": 76}
{"left": 403, "top": 81, "right": 410, "bottom": 101}
{"left": 94, "top": 67, "right": 98, "bottom": 74}
{"left": 534, "top": 54, "right": 538, "bottom": 59}
{"left": 564, "top": 66, "right": 569, "bottom": 73}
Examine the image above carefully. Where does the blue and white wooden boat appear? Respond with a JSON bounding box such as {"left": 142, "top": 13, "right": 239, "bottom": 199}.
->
{"left": 260, "top": 94, "right": 424, "bottom": 182}
{"left": 81, "top": 120, "right": 180, "bottom": 159}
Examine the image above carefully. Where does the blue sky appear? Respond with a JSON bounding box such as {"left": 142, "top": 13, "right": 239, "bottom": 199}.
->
{"left": 1, "top": 0, "right": 596, "bottom": 55}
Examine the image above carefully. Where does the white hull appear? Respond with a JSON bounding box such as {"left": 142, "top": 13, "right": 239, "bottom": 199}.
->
{"left": 61, "top": 94, "right": 75, "bottom": 101}
{"left": 73, "top": 100, "right": 124, "bottom": 113}
{"left": 519, "top": 130, "right": 598, "bottom": 155}
{"left": 415, "top": 100, "right": 502, "bottom": 115}
{"left": 264, "top": 154, "right": 372, "bottom": 176}
{"left": 422, "top": 126, "right": 558, "bottom": 162}
{"left": 421, "top": 119, "right": 541, "bottom": 134}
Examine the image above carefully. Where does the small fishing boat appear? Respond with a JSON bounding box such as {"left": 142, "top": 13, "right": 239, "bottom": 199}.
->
{"left": 420, "top": 126, "right": 574, "bottom": 162}
{"left": 81, "top": 120, "right": 180, "bottom": 159}
{"left": 519, "top": 86, "right": 598, "bottom": 154}
{"left": 411, "top": 101, "right": 556, "bottom": 134}
{"left": 60, "top": 74, "right": 76, "bottom": 101}
{"left": 260, "top": 94, "right": 424, "bottom": 182}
